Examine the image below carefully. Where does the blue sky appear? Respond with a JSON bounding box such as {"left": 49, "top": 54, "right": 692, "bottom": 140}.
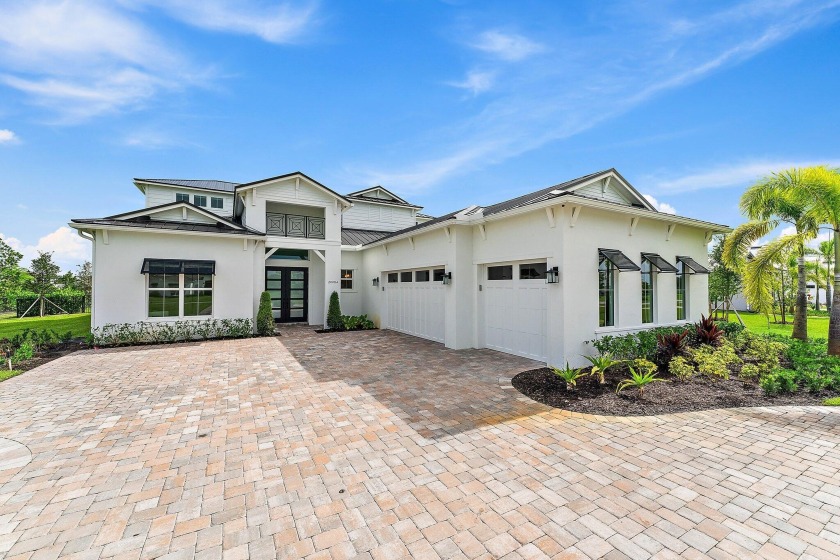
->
{"left": 1, "top": 0, "right": 839, "bottom": 270}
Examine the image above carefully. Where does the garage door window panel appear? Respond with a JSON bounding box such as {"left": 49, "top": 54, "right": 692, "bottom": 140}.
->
{"left": 520, "top": 263, "right": 547, "bottom": 280}
{"left": 433, "top": 269, "right": 446, "bottom": 282}
{"left": 416, "top": 270, "right": 430, "bottom": 282}
{"left": 388, "top": 273, "right": 398, "bottom": 283}
{"left": 400, "top": 271, "right": 412, "bottom": 282}
{"left": 488, "top": 265, "right": 513, "bottom": 280}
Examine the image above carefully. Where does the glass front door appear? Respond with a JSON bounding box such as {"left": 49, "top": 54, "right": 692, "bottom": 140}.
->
{"left": 265, "top": 267, "right": 308, "bottom": 323}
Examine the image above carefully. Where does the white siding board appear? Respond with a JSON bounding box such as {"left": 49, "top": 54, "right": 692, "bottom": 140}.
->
{"left": 575, "top": 182, "right": 631, "bottom": 205}
{"left": 342, "top": 201, "right": 415, "bottom": 232}
{"left": 144, "top": 185, "right": 234, "bottom": 217}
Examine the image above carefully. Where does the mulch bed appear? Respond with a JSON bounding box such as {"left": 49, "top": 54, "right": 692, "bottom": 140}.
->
{"left": 513, "top": 367, "right": 832, "bottom": 416}
{"left": 8, "top": 340, "right": 91, "bottom": 374}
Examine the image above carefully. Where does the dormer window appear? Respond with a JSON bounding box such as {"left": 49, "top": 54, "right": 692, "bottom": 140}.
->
{"left": 176, "top": 193, "right": 189, "bottom": 202}
{"left": 194, "top": 195, "right": 207, "bottom": 207}
{"left": 211, "top": 197, "right": 223, "bottom": 209}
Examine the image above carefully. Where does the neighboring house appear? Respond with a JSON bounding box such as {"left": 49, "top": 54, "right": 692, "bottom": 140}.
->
{"left": 69, "top": 169, "right": 729, "bottom": 366}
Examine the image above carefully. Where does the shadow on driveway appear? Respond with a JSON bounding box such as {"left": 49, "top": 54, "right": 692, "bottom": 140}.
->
{"left": 279, "top": 328, "right": 550, "bottom": 439}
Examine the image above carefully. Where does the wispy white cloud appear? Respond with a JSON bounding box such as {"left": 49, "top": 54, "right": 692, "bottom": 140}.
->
{"left": 121, "top": 0, "right": 319, "bottom": 44}
{"left": 0, "top": 129, "right": 18, "bottom": 144}
{"left": 121, "top": 128, "right": 201, "bottom": 150}
{"left": 352, "top": 0, "right": 840, "bottom": 193}
{"left": 646, "top": 158, "right": 840, "bottom": 194}
{"left": 0, "top": 0, "right": 318, "bottom": 121}
{"left": 0, "top": 227, "right": 90, "bottom": 269}
{"left": 642, "top": 194, "right": 676, "bottom": 214}
{"left": 469, "top": 30, "right": 546, "bottom": 61}
{"left": 446, "top": 70, "right": 495, "bottom": 96}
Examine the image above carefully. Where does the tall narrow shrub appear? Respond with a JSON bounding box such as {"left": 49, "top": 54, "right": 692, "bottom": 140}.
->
{"left": 327, "top": 291, "right": 343, "bottom": 330}
{"left": 256, "top": 291, "right": 274, "bottom": 336}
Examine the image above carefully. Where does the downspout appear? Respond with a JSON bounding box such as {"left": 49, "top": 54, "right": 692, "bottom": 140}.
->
{"left": 76, "top": 229, "right": 95, "bottom": 328}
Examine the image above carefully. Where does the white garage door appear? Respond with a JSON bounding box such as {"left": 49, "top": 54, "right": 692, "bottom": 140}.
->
{"left": 483, "top": 261, "right": 548, "bottom": 361}
{"left": 385, "top": 268, "right": 446, "bottom": 343}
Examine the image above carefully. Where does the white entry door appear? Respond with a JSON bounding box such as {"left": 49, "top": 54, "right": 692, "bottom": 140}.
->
{"left": 483, "top": 261, "right": 548, "bottom": 361}
{"left": 384, "top": 268, "right": 446, "bottom": 343}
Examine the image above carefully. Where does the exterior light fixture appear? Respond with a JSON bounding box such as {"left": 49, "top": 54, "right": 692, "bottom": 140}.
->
{"left": 372, "top": 277, "right": 380, "bottom": 287}
{"left": 546, "top": 266, "right": 559, "bottom": 284}
{"left": 442, "top": 272, "right": 452, "bottom": 285}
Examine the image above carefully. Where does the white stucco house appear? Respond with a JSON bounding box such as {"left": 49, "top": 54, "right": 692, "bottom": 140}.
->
{"left": 69, "top": 169, "right": 729, "bottom": 366}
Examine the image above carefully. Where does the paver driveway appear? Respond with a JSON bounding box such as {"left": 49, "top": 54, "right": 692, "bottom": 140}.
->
{"left": 0, "top": 329, "right": 839, "bottom": 560}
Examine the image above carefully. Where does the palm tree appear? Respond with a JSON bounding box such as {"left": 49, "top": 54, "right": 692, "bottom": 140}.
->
{"left": 819, "top": 238, "right": 834, "bottom": 312}
{"left": 723, "top": 169, "right": 817, "bottom": 339}
{"left": 793, "top": 167, "right": 840, "bottom": 354}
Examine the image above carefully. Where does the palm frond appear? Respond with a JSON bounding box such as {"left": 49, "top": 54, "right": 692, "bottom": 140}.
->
{"left": 722, "top": 220, "right": 776, "bottom": 270}
{"left": 790, "top": 166, "right": 840, "bottom": 228}
{"left": 742, "top": 233, "right": 809, "bottom": 313}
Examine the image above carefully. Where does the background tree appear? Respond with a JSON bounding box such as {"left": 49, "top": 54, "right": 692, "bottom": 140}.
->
{"left": 0, "top": 238, "right": 28, "bottom": 313}
{"left": 723, "top": 169, "right": 817, "bottom": 339}
{"left": 76, "top": 261, "right": 92, "bottom": 309}
{"left": 794, "top": 166, "right": 840, "bottom": 354}
{"left": 708, "top": 235, "right": 742, "bottom": 322}
{"left": 819, "top": 239, "right": 834, "bottom": 311}
{"left": 58, "top": 271, "right": 77, "bottom": 290}
{"left": 26, "top": 251, "right": 60, "bottom": 317}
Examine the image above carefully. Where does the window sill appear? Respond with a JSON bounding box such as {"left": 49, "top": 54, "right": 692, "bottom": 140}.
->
{"left": 593, "top": 321, "right": 692, "bottom": 336}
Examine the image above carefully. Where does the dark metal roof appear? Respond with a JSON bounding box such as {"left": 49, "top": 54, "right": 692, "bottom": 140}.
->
{"left": 341, "top": 228, "right": 391, "bottom": 246}
{"left": 642, "top": 253, "right": 678, "bottom": 273}
{"left": 141, "top": 259, "right": 215, "bottom": 274}
{"left": 677, "top": 256, "right": 711, "bottom": 274}
{"left": 346, "top": 194, "right": 423, "bottom": 209}
{"left": 482, "top": 169, "right": 613, "bottom": 216}
{"left": 363, "top": 209, "right": 465, "bottom": 245}
{"left": 345, "top": 186, "right": 411, "bottom": 204}
{"left": 136, "top": 178, "right": 240, "bottom": 193}
{"left": 104, "top": 201, "right": 254, "bottom": 231}
{"left": 71, "top": 218, "right": 264, "bottom": 236}
{"left": 599, "top": 249, "right": 641, "bottom": 271}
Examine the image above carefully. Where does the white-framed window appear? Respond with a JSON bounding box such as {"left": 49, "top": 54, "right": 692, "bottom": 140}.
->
{"left": 175, "top": 193, "right": 189, "bottom": 203}
{"left": 341, "top": 269, "right": 354, "bottom": 291}
{"left": 194, "top": 195, "right": 207, "bottom": 207}
{"left": 145, "top": 260, "right": 214, "bottom": 318}
{"left": 211, "top": 197, "right": 223, "bottom": 209}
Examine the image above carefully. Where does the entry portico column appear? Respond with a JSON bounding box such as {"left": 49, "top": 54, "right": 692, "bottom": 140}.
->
{"left": 322, "top": 245, "right": 342, "bottom": 325}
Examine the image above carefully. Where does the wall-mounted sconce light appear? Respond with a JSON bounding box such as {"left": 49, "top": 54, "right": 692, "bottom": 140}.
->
{"left": 372, "top": 277, "right": 380, "bottom": 287}
{"left": 442, "top": 272, "right": 452, "bottom": 285}
{"left": 546, "top": 266, "right": 560, "bottom": 284}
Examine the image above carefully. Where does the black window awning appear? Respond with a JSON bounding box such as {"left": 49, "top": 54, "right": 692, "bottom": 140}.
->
{"left": 677, "top": 256, "right": 710, "bottom": 274}
{"left": 642, "top": 253, "right": 678, "bottom": 273}
{"left": 598, "top": 249, "right": 640, "bottom": 271}
{"left": 141, "top": 259, "right": 215, "bottom": 275}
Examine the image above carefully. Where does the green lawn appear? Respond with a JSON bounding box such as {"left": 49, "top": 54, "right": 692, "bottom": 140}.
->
{"left": 0, "top": 313, "right": 91, "bottom": 340}
{"left": 735, "top": 311, "right": 830, "bottom": 339}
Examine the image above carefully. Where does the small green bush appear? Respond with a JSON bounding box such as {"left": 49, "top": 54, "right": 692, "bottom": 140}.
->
{"left": 760, "top": 368, "right": 799, "bottom": 395}
{"left": 668, "top": 356, "right": 695, "bottom": 381}
{"left": 341, "top": 315, "right": 375, "bottom": 330}
{"left": 823, "top": 397, "right": 840, "bottom": 406}
{"left": 91, "top": 319, "right": 254, "bottom": 346}
{"left": 11, "top": 342, "right": 33, "bottom": 364}
{"left": 327, "top": 291, "right": 343, "bottom": 331}
{"left": 688, "top": 342, "right": 740, "bottom": 380}
{"left": 589, "top": 326, "right": 689, "bottom": 361}
{"left": 256, "top": 291, "right": 274, "bottom": 336}
{"left": 715, "top": 320, "right": 745, "bottom": 337}
{"left": 739, "top": 363, "right": 761, "bottom": 379}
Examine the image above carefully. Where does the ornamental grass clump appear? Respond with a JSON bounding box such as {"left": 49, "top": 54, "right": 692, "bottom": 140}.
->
{"left": 551, "top": 363, "right": 586, "bottom": 391}
{"left": 583, "top": 353, "right": 621, "bottom": 384}
{"left": 616, "top": 363, "right": 665, "bottom": 399}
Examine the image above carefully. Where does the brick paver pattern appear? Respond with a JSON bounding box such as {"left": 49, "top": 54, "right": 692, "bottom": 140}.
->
{"left": 0, "top": 328, "right": 839, "bottom": 559}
